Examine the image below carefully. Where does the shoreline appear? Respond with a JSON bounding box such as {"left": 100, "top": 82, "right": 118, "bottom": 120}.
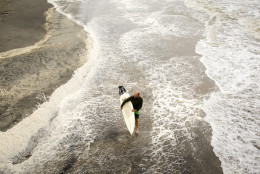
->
{"left": 0, "top": 1, "right": 89, "bottom": 131}
{"left": 0, "top": 0, "right": 225, "bottom": 173}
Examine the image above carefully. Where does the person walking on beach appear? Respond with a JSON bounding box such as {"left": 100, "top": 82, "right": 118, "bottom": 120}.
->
{"left": 121, "top": 91, "right": 143, "bottom": 134}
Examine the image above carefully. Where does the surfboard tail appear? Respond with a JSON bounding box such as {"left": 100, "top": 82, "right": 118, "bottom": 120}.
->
{"left": 118, "top": 86, "right": 126, "bottom": 95}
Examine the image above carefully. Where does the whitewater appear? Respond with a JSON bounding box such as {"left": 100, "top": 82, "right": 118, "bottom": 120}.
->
{"left": 0, "top": 0, "right": 259, "bottom": 173}
{"left": 185, "top": 0, "right": 260, "bottom": 173}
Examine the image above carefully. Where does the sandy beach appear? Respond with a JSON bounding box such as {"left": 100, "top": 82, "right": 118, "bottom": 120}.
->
{"left": 2, "top": 0, "right": 257, "bottom": 173}
{"left": 0, "top": 0, "right": 52, "bottom": 52}
{"left": 0, "top": 0, "right": 89, "bottom": 131}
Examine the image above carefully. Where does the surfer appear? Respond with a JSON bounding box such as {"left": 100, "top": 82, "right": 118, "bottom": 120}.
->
{"left": 121, "top": 91, "right": 143, "bottom": 134}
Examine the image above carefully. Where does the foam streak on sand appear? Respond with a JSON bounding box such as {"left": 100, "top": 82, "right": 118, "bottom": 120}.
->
{"left": 0, "top": 9, "right": 51, "bottom": 59}
{"left": 0, "top": 4, "right": 99, "bottom": 173}
{"left": 185, "top": 0, "right": 260, "bottom": 173}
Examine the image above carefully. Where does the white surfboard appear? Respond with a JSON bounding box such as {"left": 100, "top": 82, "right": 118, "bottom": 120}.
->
{"left": 120, "top": 92, "right": 135, "bottom": 135}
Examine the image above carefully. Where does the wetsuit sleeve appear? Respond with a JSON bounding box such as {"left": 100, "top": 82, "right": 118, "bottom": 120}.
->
{"left": 135, "top": 98, "right": 143, "bottom": 110}
{"left": 121, "top": 96, "right": 133, "bottom": 107}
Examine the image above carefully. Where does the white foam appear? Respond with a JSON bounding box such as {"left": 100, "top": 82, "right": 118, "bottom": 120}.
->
{"left": 10, "top": 93, "right": 100, "bottom": 173}
{"left": 116, "top": 1, "right": 214, "bottom": 172}
{"left": 203, "top": 92, "right": 260, "bottom": 174}
{"left": 185, "top": 0, "right": 260, "bottom": 173}
{"left": 119, "top": 1, "right": 260, "bottom": 173}
{"left": 0, "top": 0, "right": 100, "bottom": 171}
{"left": 143, "top": 56, "right": 207, "bottom": 173}
{"left": 0, "top": 36, "right": 98, "bottom": 158}
{"left": 112, "top": 0, "right": 149, "bottom": 11}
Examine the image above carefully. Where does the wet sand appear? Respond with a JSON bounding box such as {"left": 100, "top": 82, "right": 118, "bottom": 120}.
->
{"left": 0, "top": 1, "right": 89, "bottom": 131}
{"left": 0, "top": 0, "right": 52, "bottom": 52}
{"left": 0, "top": 1, "right": 223, "bottom": 173}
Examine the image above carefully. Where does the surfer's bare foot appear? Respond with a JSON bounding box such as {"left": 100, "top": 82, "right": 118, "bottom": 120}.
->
{"left": 135, "top": 129, "right": 138, "bottom": 134}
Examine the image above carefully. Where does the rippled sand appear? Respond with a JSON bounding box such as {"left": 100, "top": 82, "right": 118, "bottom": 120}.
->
{"left": 0, "top": 0, "right": 52, "bottom": 52}
{"left": 0, "top": 2, "right": 89, "bottom": 131}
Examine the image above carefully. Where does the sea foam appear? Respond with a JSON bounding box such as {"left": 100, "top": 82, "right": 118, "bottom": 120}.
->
{"left": 185, "top": 0, "right": 260, "bottom": 173}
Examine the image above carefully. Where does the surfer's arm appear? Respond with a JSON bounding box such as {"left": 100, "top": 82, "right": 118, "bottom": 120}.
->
{"left": 121, "top": 97, "right": 132, "bottom": 107}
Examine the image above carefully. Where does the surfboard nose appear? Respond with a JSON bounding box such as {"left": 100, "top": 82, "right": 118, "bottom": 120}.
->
{"left": 118, "top": 86, "right": 126, "bottom": 95}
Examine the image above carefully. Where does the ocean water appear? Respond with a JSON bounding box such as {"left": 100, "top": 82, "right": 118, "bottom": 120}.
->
{"left": 0, "top": 0, "right": 259, "bottom": 173}
{"left": 185, "top": 0, "right": 260, "bottom": 173}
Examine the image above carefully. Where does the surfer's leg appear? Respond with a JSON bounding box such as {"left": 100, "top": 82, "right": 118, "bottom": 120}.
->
{"left": 134, "top": 113, "right": 139, "bottom": 133}
{"left": 135, "top": 119, "right": 139, "bottom": 133}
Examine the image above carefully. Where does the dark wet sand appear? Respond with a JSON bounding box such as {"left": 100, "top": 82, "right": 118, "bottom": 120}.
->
{"left": 0, "top": 2, "right": 89, "bottom": 131}
{"left": 0, "top": 0, "right": 52, "bottom": 52}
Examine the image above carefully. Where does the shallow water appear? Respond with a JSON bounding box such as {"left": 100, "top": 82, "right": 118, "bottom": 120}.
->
{"left": 1, "top": 0, "right": 258, "bottom": 173}
{"left": 185, "top": 0, "right": 260, "bottom": 173}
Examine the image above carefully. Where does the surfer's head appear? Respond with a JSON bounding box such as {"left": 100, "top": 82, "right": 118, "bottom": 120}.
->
{"left": 134, "top": 91, "right": 140, "bottom": 98}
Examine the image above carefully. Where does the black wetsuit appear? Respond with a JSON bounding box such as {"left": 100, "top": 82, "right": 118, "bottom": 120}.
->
{"left": 121, "top": 96, "right": 143, "bottom": 119}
